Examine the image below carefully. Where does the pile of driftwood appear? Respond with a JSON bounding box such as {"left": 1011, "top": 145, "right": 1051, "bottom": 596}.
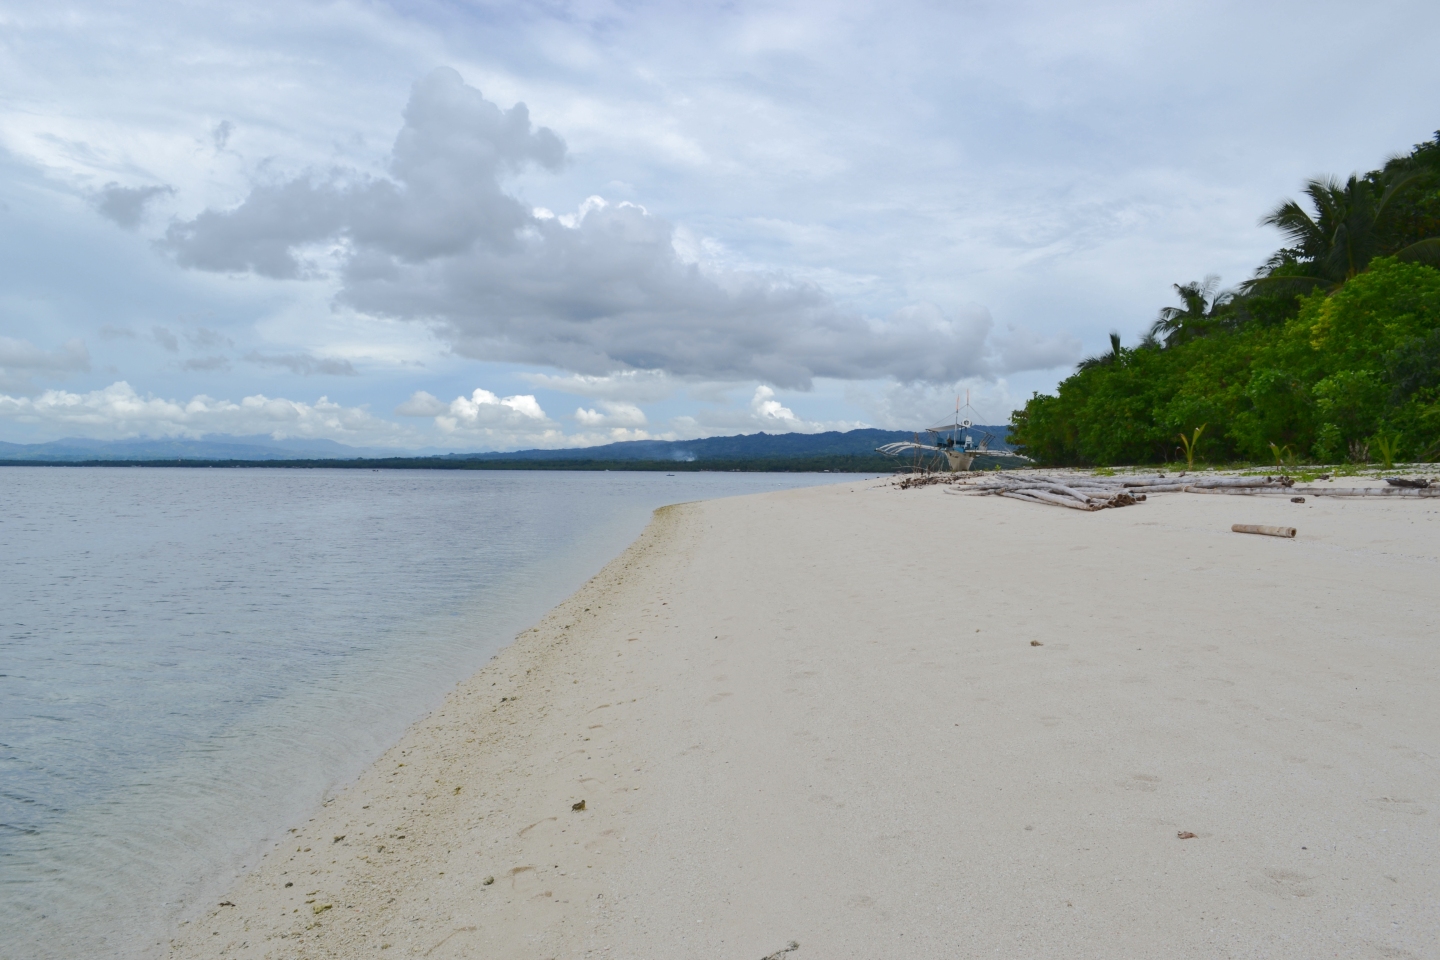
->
{"left": 936, "top": 472, "right": 1440, "bottom": 511}
{"left": 894, "top": 472, "right": 970, "bottom": 490}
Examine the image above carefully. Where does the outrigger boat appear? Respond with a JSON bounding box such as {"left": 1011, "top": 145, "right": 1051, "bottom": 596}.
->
{"left": 876, "top": 393, "right": 1027, "bottom": 472}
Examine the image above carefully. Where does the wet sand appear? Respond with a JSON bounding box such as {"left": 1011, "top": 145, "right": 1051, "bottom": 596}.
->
{"left": 170, "top": 478, "right": 1440, "bottom": 959}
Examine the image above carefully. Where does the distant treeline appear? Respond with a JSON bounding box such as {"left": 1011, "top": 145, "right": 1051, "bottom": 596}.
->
{"left": 2, "top": 452, "right": 1023, "bottom": 473}
{"left": 1010, "top": 132, "right": 1440, "bottom": 466}
{"left": 3, "top": 454, "right": 898, "bottom": 472}
{"left": 0, "top": 426, "right": 1016, "bottom": 464}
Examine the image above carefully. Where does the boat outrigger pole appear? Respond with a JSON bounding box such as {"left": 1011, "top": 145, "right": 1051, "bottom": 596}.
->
{"left": 874, "top": 391, "right": 1027, "bottom": 472}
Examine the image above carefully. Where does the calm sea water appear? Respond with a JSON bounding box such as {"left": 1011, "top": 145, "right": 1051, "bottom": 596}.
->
{"left": 0, "top": 468, "right": 867, "bottom": 960}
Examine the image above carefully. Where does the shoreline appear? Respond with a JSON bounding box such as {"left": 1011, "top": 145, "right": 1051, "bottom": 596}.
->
{"left": 1, "top": 470, "right": 869, "bottom": 960}
{"left": 171, "top": 479, "right": 1439, "bottom": 958}
{"left": 167, "top": 498, "right": 701, "bottom": 957}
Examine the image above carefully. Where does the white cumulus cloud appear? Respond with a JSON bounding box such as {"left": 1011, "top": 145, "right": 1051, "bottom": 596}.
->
{"left": 666, "top": 385, "right": 869, "bottom": 438}
{"left": 574, "top": 400, "right": 646, "bottom": 428}
{"left": 393, "top": 390, "right": 449, "bottom": 417}
{"left": 444, "top": 388, "right": 547, "bottom": 426}
{"left": 0, "top": 381, "right": 406, "bottom": 442}
{"left": 750, "top": 385, "right": 797, "bottom": 423}
{"left": 396, "top": 386, "right": 562, "bottom": 446}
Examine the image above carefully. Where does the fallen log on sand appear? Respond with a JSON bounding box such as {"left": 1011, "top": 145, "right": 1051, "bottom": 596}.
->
{"left": 951, "top": 476, "right": 1145, "bottom": 511}
{"left": 1233, "top": 523, "right": 1297, "bottom": 538}
{"left": 1290, "top": 485, "right": 1440, "bottom": 498}
{"left": 933, "top": 472, "right": 1439, "bottom": 511}
{"left": 998, "top": 489, "right": 1097, "bottom": 511}
{"left": 1193, "top": 485, "right": 1440, "bottom": 498}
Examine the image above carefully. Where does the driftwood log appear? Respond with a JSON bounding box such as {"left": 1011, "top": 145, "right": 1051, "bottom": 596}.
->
{"left": 1232, "top": 524, "right": 1297, "bottom": 538}
{"left": 1288, "top": 485, "right": 1440, "bottom": 498}
{"left": 934, "top": 471, "right": 1440, "bottom": 511}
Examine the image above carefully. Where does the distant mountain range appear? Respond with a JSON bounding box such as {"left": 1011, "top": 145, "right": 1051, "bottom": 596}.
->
{"left": 449, "top": 427, "right": 1014, "bottom": 462}
{"left": 0, "top": 426, "right": 1013, "bottom": 462}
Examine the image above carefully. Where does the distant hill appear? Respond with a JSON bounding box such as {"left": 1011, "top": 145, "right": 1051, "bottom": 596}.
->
{"left": 449, "top": 426, "right": 1014, "bottom": 462}
{"left": 0, "top": 426, "right": 1013, "bottom": 463}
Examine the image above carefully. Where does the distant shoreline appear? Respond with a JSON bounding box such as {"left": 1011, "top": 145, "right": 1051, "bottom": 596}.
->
{"left": 0, "top": 454, "right": 975, "bottom": 473}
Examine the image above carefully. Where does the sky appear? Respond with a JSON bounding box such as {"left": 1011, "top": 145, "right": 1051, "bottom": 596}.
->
{"left": 2, "top": 0, "right": 1439, "bottom": 451}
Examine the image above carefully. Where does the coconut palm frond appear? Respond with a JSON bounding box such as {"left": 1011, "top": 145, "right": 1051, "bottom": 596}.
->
{"left": 1077, "top": 331, "right": 1123, "bottom": 371}
{"left": 1150, "top": 275, "right": 1236, "bottom": 346}
{"left": 1394, "top": 236, "right": 1440, "bottom": 266}
{"left": 1238, "top": 273, "right": 1332, "bottom": 297}
{"left": 1250, "top": 166, "right": 1438, "bottom": 294}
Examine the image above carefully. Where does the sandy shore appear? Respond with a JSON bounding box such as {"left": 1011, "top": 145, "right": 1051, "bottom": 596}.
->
{"left": 170, "top": 478, "right": 1439, "bottom": 959}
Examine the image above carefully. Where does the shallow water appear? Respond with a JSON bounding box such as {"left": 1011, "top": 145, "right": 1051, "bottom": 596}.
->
{"left": 0, "top": 468, "right": 866, "bottom": 959}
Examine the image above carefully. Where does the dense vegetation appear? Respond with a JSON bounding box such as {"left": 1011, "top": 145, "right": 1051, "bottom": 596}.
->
{"left": 1010, "top": 133, "right": 1440, "bottom": 467}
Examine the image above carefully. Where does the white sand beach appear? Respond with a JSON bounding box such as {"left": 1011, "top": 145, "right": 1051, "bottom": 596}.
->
{"left": 170, "top": 478, "right": 1440, "bottom": 959}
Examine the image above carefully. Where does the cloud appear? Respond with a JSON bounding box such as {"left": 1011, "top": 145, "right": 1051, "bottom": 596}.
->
{"left": 246, "top": 351, "right": 358, "bottom": 375}
{"left": 94, "top": 183, "right": 173, "bottom": 229}
{"left": 146, "top": 326, "right": 245, "bottom": 372}
{"left": 990, "top": 322, "right": 1083, "bottom": 373}
{"left": 0, "top": 381, "right": 407, "bottom": 442}
{"left": 347, "top": 201, "right": 1018, "bottom": 388}
{"left": 662, "top": 384, "right": 869, "bottom": 438}
{"left": 574, "top": 400, "right": 646, "bottom": 428}
{"left": 8, "top": 0, "right": 1440, "bottom": 452}
{"left": 0, "top": 336, "right": 91, "bottom": 373}
{"left": 163, "top": 68, "right": 1064, "bottom": 388}
{"left": 152, "top": 326, "right": 180, "bottom": 351}
{"left": 162, "top": 67, "right": 565, "bottom": 279}
{"left": 394, "top": 390, "right": 448, "bottom": 416}
{"left": 0, "top": 336, "right": 91, "bottom": 394}
{"left": 750, "top": 385, "right": 797, "bottom": 423}
{"left": 440, "top": 388, "right": 547, "bottom": 430}
{"left": 186, "top": 327, "right": 234, "bottom": 350}
{"left": 520, "top": 369, "right": 675, "bottom": 403}
{"left": 844, "top": 379, "right": 1024, "bottom": 431}
{"left": 396, "top": 386, "right": 561, "bottom": 446}
{"left": 728, "top": 385, "right": 866, "bottom": 433}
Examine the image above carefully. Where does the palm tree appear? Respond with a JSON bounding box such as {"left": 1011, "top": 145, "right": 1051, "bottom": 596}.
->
{"left": 1243, "top": 168, "right": 1440, "bottom": 297}
{"left": 1149, "top": 275, "right": 1234, "bottom": 347}
{"left": 1078, "top": 331, "right": 1123, "bottom": 371}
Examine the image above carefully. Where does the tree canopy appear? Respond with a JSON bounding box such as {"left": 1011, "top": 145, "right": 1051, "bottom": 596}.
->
{"left": 1009, "top": 132, "right": 1440, "bottom": 466}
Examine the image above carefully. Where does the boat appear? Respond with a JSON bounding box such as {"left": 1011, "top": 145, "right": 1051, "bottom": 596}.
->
{"left": 876, "top": 393, "right": 1028, "bottom": 472}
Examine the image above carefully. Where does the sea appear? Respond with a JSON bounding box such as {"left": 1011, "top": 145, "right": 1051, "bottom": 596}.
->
{"left": 0, "top": 467, "right": 869, "bottom": 960}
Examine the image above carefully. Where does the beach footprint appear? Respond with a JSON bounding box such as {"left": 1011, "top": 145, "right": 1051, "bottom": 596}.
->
{"left": 1250, "top": 867, "right": 1315, "bottom": 899}
{"left": 507, "top": 865, "right": 539, "bottom": 894}
{"left": 1367, "top": 797, "right": 1427, "bottom": 815}
{"left": 583, "top": 829, "right": 621, "bottom": 858}
{"left": 1120, "top": 774, "right": 1160, "bottom": 793}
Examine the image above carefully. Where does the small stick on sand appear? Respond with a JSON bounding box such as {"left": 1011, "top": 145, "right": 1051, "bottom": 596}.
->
{"left": 1232, "top": 523, "right": 1296, "bottom": 538}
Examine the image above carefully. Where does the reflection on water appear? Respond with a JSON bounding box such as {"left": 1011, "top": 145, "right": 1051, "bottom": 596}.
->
{"left": 0, "top": 468, "right": 867, "bottom": 959}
